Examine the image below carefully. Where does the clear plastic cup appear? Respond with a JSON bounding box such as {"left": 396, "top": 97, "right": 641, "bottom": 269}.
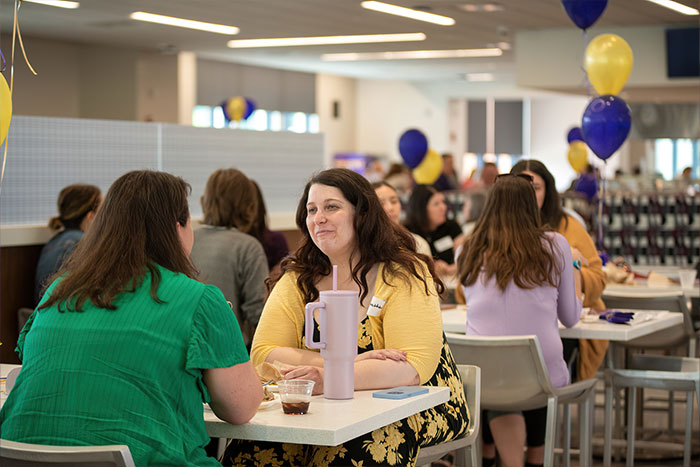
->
{"left": 678, "top": 269, "right": 697, "bottom": 290}
{"left": 277, "top": 379, "right": 315, "bottom": 415}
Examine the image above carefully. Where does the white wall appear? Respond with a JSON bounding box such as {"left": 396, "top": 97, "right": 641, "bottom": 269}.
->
{"left": 316, "top": 73, "right": 356, "bottom": 166}
{"left": 355, "top": 80, "right": 449, "bottom": 162}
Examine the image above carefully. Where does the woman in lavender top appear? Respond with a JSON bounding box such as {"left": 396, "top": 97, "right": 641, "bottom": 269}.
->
{"left": 458, "top": 174, "right": 582, "bottom": 467}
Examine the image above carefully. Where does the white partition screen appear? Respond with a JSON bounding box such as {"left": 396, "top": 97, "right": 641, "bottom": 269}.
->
{"left": 0, "top": 116, "right": 324, "bottom": 226}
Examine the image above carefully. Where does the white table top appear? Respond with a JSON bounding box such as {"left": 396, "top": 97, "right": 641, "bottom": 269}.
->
{"left": 603, "top": 282, "right": 698, "bottom": 299}
{"left": 204, "top": 386, "right": 450, "bottom": 445}
{"left": 442, "top": 307, "right": 683, "bottom": 342}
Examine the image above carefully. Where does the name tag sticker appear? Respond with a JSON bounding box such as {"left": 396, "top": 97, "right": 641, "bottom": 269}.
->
{"left": 433, "top": 235, "right": 454, "bottom": 253}
{"left": 367, "top": 297, "right": 386, "bottom": 317}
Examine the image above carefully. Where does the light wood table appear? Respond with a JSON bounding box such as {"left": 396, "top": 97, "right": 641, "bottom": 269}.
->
{"left": 204, "top": 386, "right": 450, "bottom": 445}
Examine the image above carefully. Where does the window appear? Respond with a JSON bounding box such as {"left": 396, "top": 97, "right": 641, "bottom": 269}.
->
{"left": 191, "top": 105, "right": 319, "bottom": 134}
{"left": 655, "top": 138, "right": 700, "bottom": 179}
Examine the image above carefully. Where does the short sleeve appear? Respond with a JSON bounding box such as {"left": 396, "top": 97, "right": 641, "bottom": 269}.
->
{"left": 186, "top": 285, "right": 250, "bottom": 371}
{"left": 15, "top": 310, "right": 37, "bottom": 362}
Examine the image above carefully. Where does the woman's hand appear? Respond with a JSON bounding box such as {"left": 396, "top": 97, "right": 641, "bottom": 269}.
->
{"left": 281, "top": 366, "right": 324, "bottom": 395}
{"left": 355, "top": 349, "right": 407, "bottom": 362}
{"left": 570, "top": 247, "right": 589, "bottom": 266}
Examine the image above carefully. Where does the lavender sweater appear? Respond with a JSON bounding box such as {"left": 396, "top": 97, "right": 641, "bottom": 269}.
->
{"left": 463, "top": 232, "right": 582, "bottom": 387}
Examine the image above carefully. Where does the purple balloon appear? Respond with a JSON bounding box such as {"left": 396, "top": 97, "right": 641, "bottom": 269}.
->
{"left": 398, "top": 129, "right": 428, "bottom": 169}
{"left": 575, "top": 174, "right": 598, "bottom": 201}
{"left": 582, "top": 95, "right": 631, "bottom": 161}
{"left": 561, "top": 0, "right": 608, "bottom": 30}
{"left": 243, "top": 98, "right": 256, "bottom": 120}
{"left": 567, "top": 127, "right": 584, "bottom": 143}
{"left": 220, "top": 100, "right": 231, "bottom": 122}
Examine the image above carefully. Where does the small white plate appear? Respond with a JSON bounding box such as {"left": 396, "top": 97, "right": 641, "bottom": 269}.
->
{"left": 258, "top": 393, "right": 280, "bottom": 410}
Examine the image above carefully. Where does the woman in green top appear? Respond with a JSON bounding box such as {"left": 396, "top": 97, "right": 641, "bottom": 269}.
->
{"left": 0, "top": 170, "right": 263, "bottom": 466}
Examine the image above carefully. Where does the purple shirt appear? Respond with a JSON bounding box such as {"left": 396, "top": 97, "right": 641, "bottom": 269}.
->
{"left": 463, "top": 232, "right": 581, "bottom": 387}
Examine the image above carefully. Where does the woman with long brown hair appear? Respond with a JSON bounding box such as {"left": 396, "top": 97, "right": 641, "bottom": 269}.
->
{"left": 458, "top": 174, "right": 582, "bottom": 467}
{"left": 1, "top": 170, "right": 262, "bottom": 466}
{"left": 224, "top": 168, "right": 469, "bottom": 466}
{"left": 34, "top": 183, "right": 101, "bottom": 304}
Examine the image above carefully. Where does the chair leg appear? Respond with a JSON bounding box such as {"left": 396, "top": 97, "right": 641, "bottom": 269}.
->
{"left": 626, "top": 387, "right": 636, "bottom": 467}
{"left": 604, "top": 379, "right": 613, "bottom": 467}
{"left": 544, "top": 397, "right": 558, "bottom": 467}
{"left": 562, "top": 403, "right": 571, "bottom": 467}
{"left": 683, "top": 391, "right": 692, "bottom": 467}
{"left": 668, "top": 390, "right": 675, "bottom": 434}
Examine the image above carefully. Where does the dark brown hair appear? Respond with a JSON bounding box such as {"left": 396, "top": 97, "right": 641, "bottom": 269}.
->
{"left": 404, "top": 184, "right": 439, "bottom": 238}
{"left": 201, "top": 168, "right": 257, "bottom": 233}
{"left": 249, "top": 180, "right": 267, "bottom": 242}
{"left": 39, "top": 170, "right": 196, "bottom": 312}
{"left": 458, "top": 175, "right": 559, "bottom": 291}
{"left": 49, "top": 184, "right": 101, "bottom": 231}
{"left": 511, "top": 159, "right": 567, "bottom": 231}
{"left": 272, "top": 168, "right": 443, "bottom": 303}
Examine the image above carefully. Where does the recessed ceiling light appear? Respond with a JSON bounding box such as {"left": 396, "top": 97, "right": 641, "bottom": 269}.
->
{"left": 129, "top": 12, "right": 240, "bottom": 35}
{"left": 644, "top": 0, "right": 699, "bottom": 15}
{"left": 459, "top": 3, "right": 504, "bottom": 12}
{"left": 361, "top": 1, "right": 456, "bottom": 25}
{"left": 227, "top": 32, "right": 426, "bottom": 48}
{"left": 22, "top": 0, "right": 79, "bottom": 8}
{"left": 322, "top": 48, "right": 502, "bottom": 61}
{"left": 465, "top": 72, "right": 494, "bottom": 82}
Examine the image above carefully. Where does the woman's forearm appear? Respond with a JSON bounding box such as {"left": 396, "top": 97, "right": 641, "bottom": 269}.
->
{"left": 266, "top": 347, "right": 324, "bottom": 367}
{"left": 353, "top": 359, "right": 419, "bottom": 390}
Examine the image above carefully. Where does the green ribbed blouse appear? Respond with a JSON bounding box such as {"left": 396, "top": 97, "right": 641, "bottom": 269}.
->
{"left": 0, "top": 265, "right": 248, "bottom": 466}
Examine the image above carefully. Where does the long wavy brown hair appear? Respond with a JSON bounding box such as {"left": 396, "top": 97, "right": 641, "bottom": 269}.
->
{"left": 270, "top": 168, "right": 443, "bottom": 304}
{"left": 458, "top": 175, "right": 559, "bottom": 291}
{"left": 201, "top": 168, "right": 258, "bottom": 233}
{"left": 39, "top": 170, "right": 197, "bottom": 312}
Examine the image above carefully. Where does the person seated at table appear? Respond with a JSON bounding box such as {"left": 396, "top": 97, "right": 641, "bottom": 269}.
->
{"left": 190, "top": 168, "right": 269, "bottom": 349}
{"left": 458, "top": 174, "right": 582, "bottom": 467}
{"left": 373, "top": 180, "right": 431, "bottom": 257}
{"left": 0, "top": 170, "right": 263, "bottom": 467}
{"left": 405, "top": 184, "right": 464, "bottom": 277}
{"left": 223, "top": 168, "right": 469, "bottom": 467}
{"left": 511, "top": 159, "right": 608, "bottom": 381}
{"left": 34, "top": 183, "right": 102, "bottom": 304}
{"left": 249, "top": 180, "right": 290, "bottom": 277}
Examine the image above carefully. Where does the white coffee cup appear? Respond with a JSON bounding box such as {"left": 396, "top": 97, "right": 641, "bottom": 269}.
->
{"left": 678, "top": 269, "right": 697, "bottom": 290}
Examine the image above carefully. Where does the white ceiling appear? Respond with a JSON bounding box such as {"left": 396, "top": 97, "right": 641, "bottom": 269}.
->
{"left": 0, "top": 0, "right": 698, "bottom": 82}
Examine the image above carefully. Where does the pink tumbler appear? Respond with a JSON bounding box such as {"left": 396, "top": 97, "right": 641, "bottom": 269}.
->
{"left": 305, "top": 288, "right": 358, "bottom": 400}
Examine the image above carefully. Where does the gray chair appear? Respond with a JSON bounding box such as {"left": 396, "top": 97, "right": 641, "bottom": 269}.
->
{"left": 0, "top": 439, "right": 135, "bottom": 467}
{"left": 603, "top": 354, "right": 700, "bottom": 467}
{"left": 446, "top": 333, "right": 597, "bottom": 467}
{"left": 416, "top": 365, "right": 481, "bottom": 467}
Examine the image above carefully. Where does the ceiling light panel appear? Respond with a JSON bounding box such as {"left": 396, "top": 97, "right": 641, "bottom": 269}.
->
{"left": 322, "top": 48, "right": 503, "bottom": 61}
{"left": 227, "top": 33, "right": 426, "bottom": 48}
{"left": 644, "top": 0, "right": 699, "bottom": 15}
{"left": 361, "top": 1, "right": 456, "bottom": 25}
{"left": 22, "top": 0, "right": 79, "bottom": 8}
{"left": 459, "top": 3, "right": 504, "bottom": 12}
{"left": 129, "top": 12, "right": 240, "bottom": 35}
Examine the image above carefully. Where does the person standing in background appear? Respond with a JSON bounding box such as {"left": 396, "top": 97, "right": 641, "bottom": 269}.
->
{"left": 35, "top": 184, "right": 102, "bottom": 304}
{"left": 190, "top": 169, "right": 269, "bottom": 348}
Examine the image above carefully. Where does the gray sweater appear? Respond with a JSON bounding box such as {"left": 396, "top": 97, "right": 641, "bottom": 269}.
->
{"left": 190, "top": 225, "right": 269, "bottom": 346}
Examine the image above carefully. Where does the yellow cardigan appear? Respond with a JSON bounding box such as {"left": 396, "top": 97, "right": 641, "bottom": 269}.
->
{"left": 250, "top": 262, "right": 443, "bottom": 384}
{"left": 558, "top": 215, "right": 608, "bottom": 380}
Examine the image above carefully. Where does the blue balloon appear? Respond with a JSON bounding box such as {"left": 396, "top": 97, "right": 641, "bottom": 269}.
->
{"left": 398, "top": 129, "right": 428, "bottom": 169}
{"left": 243, "top": 98, "right": 256, "bottom": 120}
{"left": 581, "top": 95, "right": 631, "bottom": 161}
{"left": 575, "top": 174, "right": 598, "bottom": 200}
{"left": 561, "top": 0, "right": 608, "bottom": 30}
{"left": 567, "top": 127, "right": 584, "bottom": 143}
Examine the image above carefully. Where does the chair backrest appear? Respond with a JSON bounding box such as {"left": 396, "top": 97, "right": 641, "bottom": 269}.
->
{"left": 5, "top": 367, "right": 20, "bottom": 393}
{"left": 601, "top": 291, "right": 696, "bottom": 348}
{"left": 0, "top": 440, "right": 135, "bottom": 467}
{"left": 456, "top": 364, "right": 481, "bottom": 436}
{"left": 446, "top": 333, "right": 555, "bottom": 411}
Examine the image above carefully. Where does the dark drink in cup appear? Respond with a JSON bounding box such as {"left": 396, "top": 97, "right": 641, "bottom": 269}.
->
{"left": 282, "top": 400, "right": 310, "bottom": 414}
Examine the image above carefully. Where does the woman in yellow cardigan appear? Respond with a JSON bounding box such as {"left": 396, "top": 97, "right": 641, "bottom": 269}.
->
{"left": 222, "top": 168, "right": 469, "bottom": 466}
{"left": 511, "top": 159, "right": 608, "bottom": 380}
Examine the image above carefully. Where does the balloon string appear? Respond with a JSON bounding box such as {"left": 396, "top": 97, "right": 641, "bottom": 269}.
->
{"left": 580, "top": 29, "right": 593, "bottom": 97}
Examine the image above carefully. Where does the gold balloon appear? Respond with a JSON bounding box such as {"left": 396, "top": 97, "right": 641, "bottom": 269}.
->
{"left": 585, "top": 33, "right": 634, "bottom": 96}
{"left": 567, "top": 141, "right": 588, "bottom": 173}
{"left": 412, "top": 149, "right": 443, "bottom": 184}
{"left": 0, "top": 74, "right": 12, "bottom": 146}
{"left": 226, "top": 96, "right": 246, "bottom": 122}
